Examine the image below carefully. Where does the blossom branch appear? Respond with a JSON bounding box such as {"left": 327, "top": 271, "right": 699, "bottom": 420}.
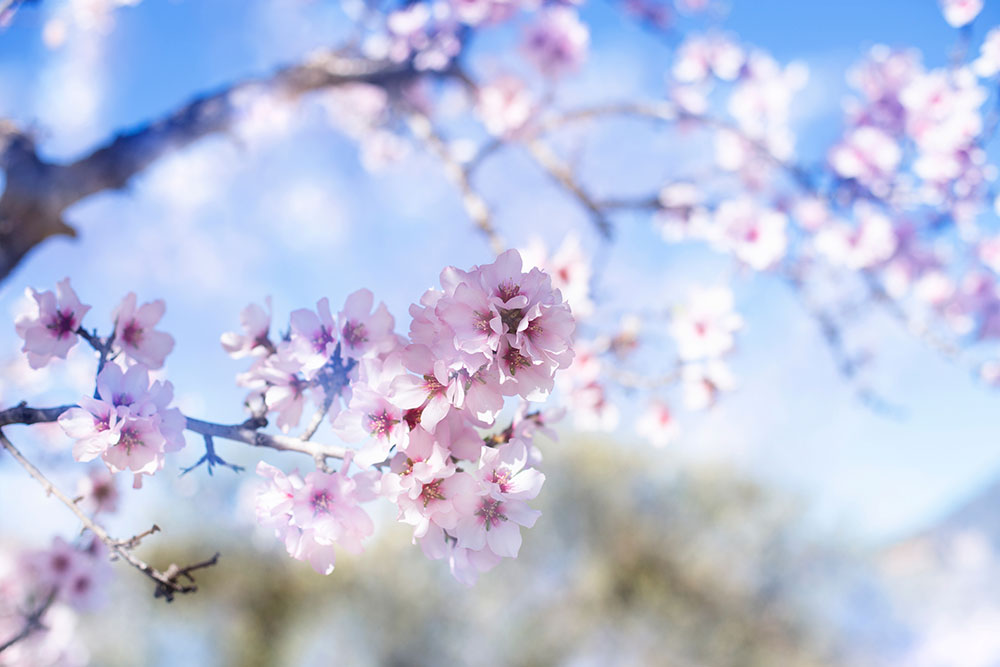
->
{"left": 405, "top": 112, "right": 505, "bottom": 254}
{"left": 0, "top": 430, "right": 215, "bottom": 602}
{"left": 0, "top": 588, "right": 56, "bottom": 656}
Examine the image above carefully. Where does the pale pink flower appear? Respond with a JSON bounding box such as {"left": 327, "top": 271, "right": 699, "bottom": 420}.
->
{"left": 974, "top": 28, "right": 1000, "bottom": 78}
{"left": 713, "top": 198, "right": 788, "bottom": 270}
{"left": 15, "top": 278, "right": 90, "bottom": 369}
{"left": 477, "top": 75, "right": 534, "bottom": 136}
{"left": 59, "top": 363, "right": 185, "bottom": 483}
{"left": 75, "top": 468, "right": 119, "bottom": 515}
{"left": 519, "top": 233, "right": 594, "bottom": 320}
{"left": 682, "top": 360, "right": 735, "bottom": 410}
{"left": 472, "top": 439, "right": 545, "bottom": 502}
{"left": 636, "top": 401, "right": 680, "bottom": 448}
{"left": 26, "top": 537, "right": 110, "bottom": 611}
{"left": 289, "top": 297, "right": 339, "bottom": 377}
{"left": 242, "top": 348, "right": 310, "bottom": 433}
{"left": 337, "top": 288, "right": 396, "bottom": 361}
{"left": 220, "top": 297, "right": 273, "bottom": 359}
{"left": 829, "top": 125, "right": 901, "bottom": 187}
{"left": 391, "top": 344, "right": 464, "bottom": 432}
{"left": 522, "top": 7, "right": 589, "bottom": 77}
{"left": 447, "top": 543, "right": 503, "bottom": 586}
{"left": 672, "top": 33, "right": 745, "bottom": 83}
{"left": 334, "top": 354, "right": 419, "bottom": 467}
{"left": 112, "top": 293, "right": 175, "bottom": 369}
{"left": 669, "top": 286, "right": 743, "bottom": 361}
{"left": 453, "top": 491, "right": 540, "bottom": 559}
{"left": 814, "top": 205, "right": 898, "bottom": 270}
{"left": 256, "top": 458, "right": 378, "bottom": 575}
{"left": 940, "top": 0, "right": 982, "bottom": 27}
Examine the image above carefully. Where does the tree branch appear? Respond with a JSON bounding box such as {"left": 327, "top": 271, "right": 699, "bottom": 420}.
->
{"left": 0, "top": 430, "right": 216, "bottom": 602}
{"left": 0, "top": 52, "right": 421, "bottom": 284}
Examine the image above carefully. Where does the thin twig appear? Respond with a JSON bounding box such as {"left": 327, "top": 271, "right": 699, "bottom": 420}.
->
{"left": 405, "top": 112, "right": 505, "bottom": 254}
{"left": 0, "top": 588, "right": 56, "bottom": 655}
{"left": 0, "top": 430, "right": 215, "bottom": 602}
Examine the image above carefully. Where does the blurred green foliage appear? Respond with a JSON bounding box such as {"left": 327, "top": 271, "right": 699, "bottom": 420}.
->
{"left": 82, "top": 437, "right": 856, "bottom": 666}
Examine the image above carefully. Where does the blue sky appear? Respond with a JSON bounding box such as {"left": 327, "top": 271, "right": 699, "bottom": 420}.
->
{"left": 1, "top": 0, "right": 999, "bottom": 549}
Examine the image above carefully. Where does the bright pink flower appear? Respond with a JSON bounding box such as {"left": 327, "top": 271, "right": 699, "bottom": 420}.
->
{"left": 112, "top": 293, "right": 175, "bottom": 369}
{"left": 15, "top": 278, "right": 90, "bottom": 369}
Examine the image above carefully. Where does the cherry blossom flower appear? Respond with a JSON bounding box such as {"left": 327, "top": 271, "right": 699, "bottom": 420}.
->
{"left": 829, "top": 125, "right": 901, "bottom": 189}
{"left": 75, "top": 468, "right": 119, "bottom": 515}
{"left": 337, "top": 288, "right": 396, "bottom": 361}
{"left": 25, "top": 536, "right": 111, "bottom": 612}
{"left": 523, "top": 7, "right": 589, "bottom": 77}
{"left": 519, "top": 233, "right": 594, "bottom": 320}
{"left": 58, "top": 363, "right": 185, "bottom": 485}
{"left": 713, "top": 198, "right": 788, "bottom": 270}
{"left": 477, "top": 75, "right": 534, "bottom": 137}
{"left": 682, "top": 360, "right": 735, "bottom": 410}
{"left": 220, "top": 297, "right": 273, "bottom": 358}
{"left": 255, "top": 458, "right": 378, "bottom": 575}
{"left": 289, "top": 298, "right": 340, "bottom": 377}
{"left": 974, "top": 28, "right": 1000, "bottom": 78}
{"left": 814, "top": 205, "right": 898, "bottom": 270}
{"left": 939, "top": 0, "right": 982, "bottom": 27}
{"left": 636, "top": 400, "right": 680, "bottom": 448}
{"left": 453, "top": 488, "right": 540, "bottom": 559}
{"left": 672, "top": 33, "right": 745, "bottom": 83}
{"left": 15, "top": 278, "right": 91, "bottom": 370}
{"left": 669, "top": 286, "right": 743, "bottom": 361}
{"left": 112, "top": 293, "right": 175, "bottom": 369}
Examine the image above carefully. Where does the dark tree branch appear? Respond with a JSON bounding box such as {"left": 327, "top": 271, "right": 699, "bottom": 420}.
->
{"left": 0, "top": 52, "right": 422, "bottom": 284}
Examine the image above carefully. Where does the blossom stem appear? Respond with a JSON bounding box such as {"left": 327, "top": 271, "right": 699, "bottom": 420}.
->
{"left": 0, "top": 430, "right": 212, "bottom": 602}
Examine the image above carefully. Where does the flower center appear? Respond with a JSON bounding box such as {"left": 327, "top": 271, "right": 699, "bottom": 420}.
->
{"left": 311, "top": 490, "right": 334, "bottom": 516}
{"left": 367, "top": 409, "right": 396, "bottom": 438}
{"left": 496, "top": 280, "right": 521, "bottom": 302}
{"left": 312, "top": 326, "right": 335, "bottom": 353}
{"left": 342, "top": 321, "right": 367, "bottom": 349}
{"left": 420, "top": 479, "right": 446, "bottom": 507}
{"left": 118, "top": 427, "right": 144, "bottom": 454}
{"left": 476, "top": 498, "right": 507, "bottom": 530}
{"left": 502, "top": 347, "right": 532, "bottom": 376}
{"left": 48, "top": 309, "right": 77, "bottom": 339}
{"left": 122, "top": 321, "right": 143, "bottom": 347}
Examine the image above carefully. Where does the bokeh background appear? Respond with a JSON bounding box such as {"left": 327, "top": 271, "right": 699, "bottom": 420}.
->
{"left": 1, "top": 0, "right": 999, "bottom": 665}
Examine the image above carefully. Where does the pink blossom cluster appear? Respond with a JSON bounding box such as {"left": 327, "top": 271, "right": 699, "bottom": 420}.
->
{"left": 0, "top": 537, "right": 94, "bottom": 667}
{"left": 0, "top": 535, "right": 110, "bottom": 667}
{"left": 248, "top": 250, "right": 573, "bottom": 582}
{"left": 254, "top": 456, "right": 379, "bottom": 575}
{"left": 12, "top": 280, "right": 184, "bottom": 487}
{"left": 58, "top": 363, "right": 186, "bottom": 488}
